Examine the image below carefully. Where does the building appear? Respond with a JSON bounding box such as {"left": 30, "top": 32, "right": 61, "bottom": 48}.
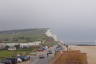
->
{"left": 8, "top": 47, "right": 16, "bottom": 50}
{"left": 0, "top": 41, "right": 41, "bottom": 49}
{"left": 0, "top": 43, "right": 6, "bottom": 49}
{"left": 20, "top": 41, "right": 41, "bottom": 48}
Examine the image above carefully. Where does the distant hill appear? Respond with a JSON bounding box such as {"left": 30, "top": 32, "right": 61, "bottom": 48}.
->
{"left": 0, "top": 28, "right": 50, "bottom": 43}
{"left": 0, "top": 28, "right": 49, "bottom": 34}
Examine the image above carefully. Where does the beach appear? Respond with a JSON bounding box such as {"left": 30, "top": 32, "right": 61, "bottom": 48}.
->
{"left": 70, "top": 46, "right": 96, "bottom": 64}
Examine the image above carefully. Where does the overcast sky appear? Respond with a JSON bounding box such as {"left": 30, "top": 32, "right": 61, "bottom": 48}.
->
{"left": 0, "top": 0, "right": 96, "bottom": 41}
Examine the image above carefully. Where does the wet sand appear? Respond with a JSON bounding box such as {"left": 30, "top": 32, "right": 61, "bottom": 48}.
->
{"left": 70, "top": 46, "right": 96, "bottom": 64}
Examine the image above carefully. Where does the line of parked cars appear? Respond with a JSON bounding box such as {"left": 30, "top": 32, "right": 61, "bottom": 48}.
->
{"left": 0, "top": 56, "right": 30, "bottom": 64}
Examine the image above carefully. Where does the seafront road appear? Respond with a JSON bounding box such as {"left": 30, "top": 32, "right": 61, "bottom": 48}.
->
{"left": 30, "top": 46, "right": 56, "bottom": 64}
{"left": 19, "top": 45, "right": 64, "bottom": 64}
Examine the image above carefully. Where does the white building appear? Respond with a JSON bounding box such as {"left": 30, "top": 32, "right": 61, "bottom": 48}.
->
{"left": 1, "top": 41, "right": 42, "bottom": 49}
{"left": 8, "top": 47, "right": 16, "bottom": 50}
{"left": 0, "top": 43, "right": 6, "bottom": 49}
{"left": 20, "top": 41, "right": 41, "bottom": 48}
{"left": 6, "top": 43, "right": 19, "bottom": 47}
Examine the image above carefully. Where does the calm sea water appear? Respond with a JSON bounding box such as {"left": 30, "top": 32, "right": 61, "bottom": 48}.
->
{"left": 64, "top": 42, "right": 96, "bottom": 45}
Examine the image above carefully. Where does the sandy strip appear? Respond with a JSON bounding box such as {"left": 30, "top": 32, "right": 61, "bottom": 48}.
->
{"left": 70, "top": 46, "right": 96, "bottom": 64}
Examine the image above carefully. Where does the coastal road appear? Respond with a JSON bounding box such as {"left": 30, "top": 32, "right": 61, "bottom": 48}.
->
{"left": 30, "top": 46, "right": 56, "bottom": 64}
{"left": 30, "top": 54, "right": 54, "bottom": 64}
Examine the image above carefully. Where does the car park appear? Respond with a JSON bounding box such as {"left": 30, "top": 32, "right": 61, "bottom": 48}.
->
{"left": 0, "top": 55, "right": 30, "bottom": 64}
{"left": 1, "top": 59, "right": 12, "bottom": 64}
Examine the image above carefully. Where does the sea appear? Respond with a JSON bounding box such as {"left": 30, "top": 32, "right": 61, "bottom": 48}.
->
{"left": 64, "top": 41, "right": 96, "bottom": 46}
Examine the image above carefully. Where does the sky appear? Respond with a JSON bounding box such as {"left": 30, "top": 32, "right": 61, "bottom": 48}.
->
{"left": 0, "top": 0, "right": 96, "bottom": 41}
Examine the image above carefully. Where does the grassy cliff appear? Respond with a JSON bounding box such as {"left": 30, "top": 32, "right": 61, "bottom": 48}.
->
{"left": 0, "top": 28, "right": 49, "bottom": 43}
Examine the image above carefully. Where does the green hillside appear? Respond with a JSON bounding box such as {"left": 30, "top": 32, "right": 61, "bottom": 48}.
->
{"left": 0, "top": 28, "right": 49, "bottom": 43}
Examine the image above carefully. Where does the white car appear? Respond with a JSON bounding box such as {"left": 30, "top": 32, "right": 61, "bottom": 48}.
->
{"left": 17, "top": 58, "right": 22, "bottom": 63}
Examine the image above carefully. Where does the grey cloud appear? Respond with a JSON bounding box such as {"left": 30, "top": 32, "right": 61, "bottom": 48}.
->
{"left": 0, "top": 0, "right": 96, "bottom": 41}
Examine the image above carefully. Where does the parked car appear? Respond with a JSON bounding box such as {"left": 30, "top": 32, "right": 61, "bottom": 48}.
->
{"left": 6, "top": 58, "right": 17, "bottom": 64}
{"left": 39, "top": 54, "right": 45, "bottom": 59}
{"left": 17, "top": 56, "right": 30, "bottom": 61}
{"left": 16, "top": 58, "right": 22, "bottom": 63}
{"left": 1, "top": 59, "right": 12, "bottom": 64}
{"left": 47, "top": 50, "right": 52, "bottom": 54}
{"left": 56, "top": 46, "right": 63, "bottom": 52}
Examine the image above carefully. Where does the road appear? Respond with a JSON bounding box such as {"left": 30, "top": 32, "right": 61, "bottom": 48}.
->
{"left": 30, "top": 46, "right": 56, "bottom": 64}
{"left": 17, "top": 54, "right": 53, "bottom": 64}
{"left": 30, "top": 54, "right": 54, "bottom": 64}
{"left": 19, "top": 45, "right": 64, "bottom": 64}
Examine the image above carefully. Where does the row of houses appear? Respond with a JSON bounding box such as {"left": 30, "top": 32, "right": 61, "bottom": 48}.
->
{"left": 0, "top": 41, "right": 41, "bottom": 50}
